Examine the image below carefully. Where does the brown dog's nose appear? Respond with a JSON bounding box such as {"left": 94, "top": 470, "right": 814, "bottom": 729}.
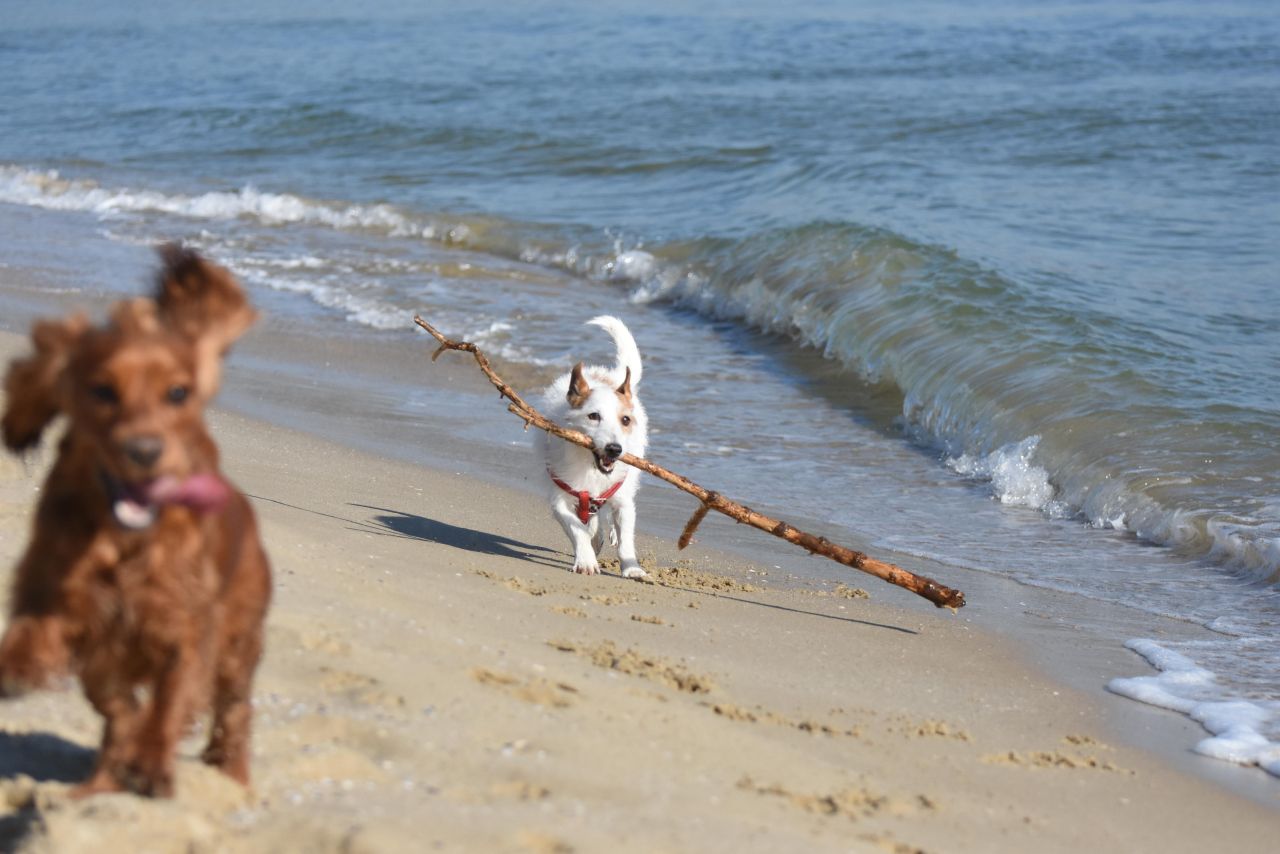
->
{"left": 122, "top": 435, "right": 164, "bottom": 469}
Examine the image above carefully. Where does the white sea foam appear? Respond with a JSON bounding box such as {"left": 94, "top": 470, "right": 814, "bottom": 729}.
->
{"left": 458, "top": 319, "right": 556, "bottom": 367}
{"left": 0, "top": 165, "right": 431, "bottom": 236}
{"left": 946, "top": 436, "right": 1064, "bottom": 513}
{"left": 1107, "top": 639, "right": 1280, "bottom": 777}
{"left": 605, "top": 249, "right": 657, "bottom": 282}
{"left": 238, "top": 269, "right": 406, "bottom": 331}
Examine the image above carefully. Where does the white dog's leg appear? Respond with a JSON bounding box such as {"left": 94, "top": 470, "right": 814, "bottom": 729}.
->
{"left": 613, "top": 499, "right": 645, "bottom": 579}
{"left": 591, "top": 510, "right": 608, "bottom": 555}
{"left": 553, "top": 500, "right": 601, "bottom": 575}
{"left": 592, "top": 507, "right": 621, "bottom": 553}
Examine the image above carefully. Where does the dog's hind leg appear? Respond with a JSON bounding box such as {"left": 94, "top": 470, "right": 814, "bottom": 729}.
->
{"left": 591, "top": 512, "right": 608, "bottom": 555}
{"left": 613, "top": 500, "right": 646, "bottom": 579}
{"left": 596, "top": 506, "right": 620, "bottom": 551}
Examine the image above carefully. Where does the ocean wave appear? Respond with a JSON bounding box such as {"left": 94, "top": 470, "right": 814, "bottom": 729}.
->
{"left": 0, "top": 165, "right": 438, "bottom": 237}
{"left": 4, "top": 163, "right": 1277, "bottom": 582}
{"left": 946, "top": 436, "right": 1068, "bottom": 514}
{"left": 583, "top": 230, "right": 1280, "bottom": 584}
{"left": 235, "top": 268, "right": 407, "bottom": 331}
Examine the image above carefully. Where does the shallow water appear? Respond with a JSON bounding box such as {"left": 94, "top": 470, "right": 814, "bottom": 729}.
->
{"left": 1, "top": 0, "right": 1277, "bottom": 776}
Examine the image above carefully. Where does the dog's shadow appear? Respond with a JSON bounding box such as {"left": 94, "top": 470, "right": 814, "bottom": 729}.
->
{"left": 349, "top": 503, "right": 565, "bottom": 568}
{"left": 0, "top": 731, "right": 96, "bottom": 848}
{"left": 249, "top": 496, "right": 918, "bottom": 635}
{"left": 246, "top": 494, "right": 568, "bottom": 570}
{"left": 0, "top": 730, "right": 95, "bottom": 784}
{"left": 244, "top": 494, "right": 570, "bottom": 568}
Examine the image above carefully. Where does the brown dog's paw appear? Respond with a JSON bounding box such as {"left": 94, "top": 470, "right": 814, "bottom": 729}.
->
{"left": 121, "top": 761, "right": 175, "bottom": 799}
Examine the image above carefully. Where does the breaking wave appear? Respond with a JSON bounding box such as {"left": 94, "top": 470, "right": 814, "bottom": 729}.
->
{"left": 2, "top": 164, "right": 1276, "bottom": 582}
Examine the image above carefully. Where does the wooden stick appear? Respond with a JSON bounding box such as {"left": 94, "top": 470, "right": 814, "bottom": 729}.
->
{"left": 678, "top": 500, "right": 713, "bottom": 550}
{"left": 413, "top": 316, "right": 966, "bottom": 610}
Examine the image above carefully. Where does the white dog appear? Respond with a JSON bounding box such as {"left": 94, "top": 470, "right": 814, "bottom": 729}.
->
{"left": 536, "top": 316, "right": 648, "bottom": 579}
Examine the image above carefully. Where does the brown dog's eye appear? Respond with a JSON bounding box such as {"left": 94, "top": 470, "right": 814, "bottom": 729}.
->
{"left": 621, "top": 415, "right": 632, "bottom": 426}
{"left": 587, "top": 412, "right": 601, "bottom": 422}
{"left": 167, "top": 385, "right": 190, "bottom": 405}
{"left": 90, "top": 384, "right": 119, "bottom": 405}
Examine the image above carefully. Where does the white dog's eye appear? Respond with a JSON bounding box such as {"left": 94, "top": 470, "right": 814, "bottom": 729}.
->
{"left": 621, "top": 415, "right": 632, "bottom": 426}
{"left": 587, "top": 412, "right": 601, "bottom": 422}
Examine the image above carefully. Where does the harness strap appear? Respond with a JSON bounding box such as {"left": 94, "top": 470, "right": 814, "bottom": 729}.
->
{"left": 548, "top": 469, "right": 624, "bottom": 524}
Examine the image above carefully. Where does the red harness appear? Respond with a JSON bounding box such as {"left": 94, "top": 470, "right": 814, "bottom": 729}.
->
{"left": 548, "top": 468, "right": 624, "bottom": 524}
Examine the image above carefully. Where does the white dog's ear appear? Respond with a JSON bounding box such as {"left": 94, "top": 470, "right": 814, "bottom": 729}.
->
{"left": 567, "top": 362, "right": 591, "bottom": 408}
{"left": 615, "top": 366, "right": 632, "bottom": 400}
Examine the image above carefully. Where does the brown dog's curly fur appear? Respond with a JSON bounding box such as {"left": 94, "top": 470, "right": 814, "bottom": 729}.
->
{"left": 0, "top": 245, "right": 272, "bottom": 798}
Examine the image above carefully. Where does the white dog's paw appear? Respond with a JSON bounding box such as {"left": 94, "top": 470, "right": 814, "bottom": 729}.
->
{"left": 573, "top": 557, "right": 601, "bottom": 575}
{"left": 621, "top": 564, "right": 647, "bottom": 580}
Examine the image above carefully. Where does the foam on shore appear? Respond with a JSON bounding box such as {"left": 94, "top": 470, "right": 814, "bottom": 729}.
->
{"left": 1108, "top": 639, "right": 1280, "bottom": 777}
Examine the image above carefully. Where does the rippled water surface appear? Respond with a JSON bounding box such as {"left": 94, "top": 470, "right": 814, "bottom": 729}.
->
{"left": 1, "top": 0, "right": 1278, "bottom": 774}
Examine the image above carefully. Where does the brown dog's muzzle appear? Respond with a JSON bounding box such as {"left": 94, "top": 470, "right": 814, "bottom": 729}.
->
{"left": 121, "top": 434, "right": 164, "bottom": 471}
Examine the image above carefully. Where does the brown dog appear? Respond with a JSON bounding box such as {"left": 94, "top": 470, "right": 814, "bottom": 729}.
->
{"left": 0, "top": 245, "right": 271, "bottom": 797}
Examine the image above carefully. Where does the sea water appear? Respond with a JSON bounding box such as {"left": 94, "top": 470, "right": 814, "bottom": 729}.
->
{"left": 0, "top": 0, "right": 1277, "bottom": 776}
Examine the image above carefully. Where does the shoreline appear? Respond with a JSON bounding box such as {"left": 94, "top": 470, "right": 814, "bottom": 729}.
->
{"left": 223, "top": 316, "right": 1280, "bottom": 810}
{"left": 0, "top": 285, "right": 1276, "bottom": 848}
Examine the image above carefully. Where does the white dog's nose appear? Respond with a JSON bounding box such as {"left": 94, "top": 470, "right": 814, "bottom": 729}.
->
{"left": 603, "top": 442, "right": 623, "bottom": 459}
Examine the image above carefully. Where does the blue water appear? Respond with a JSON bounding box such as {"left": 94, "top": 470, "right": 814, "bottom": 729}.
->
{"left": 1, "top": 0, "right": 1278, "bottom": 775}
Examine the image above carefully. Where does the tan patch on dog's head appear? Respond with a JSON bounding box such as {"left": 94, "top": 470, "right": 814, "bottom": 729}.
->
{"left": 615, "top": 367, "right": 637, "bottom": 431}
{"left": 567, "top": 362, "right": 591, "bottom": 408}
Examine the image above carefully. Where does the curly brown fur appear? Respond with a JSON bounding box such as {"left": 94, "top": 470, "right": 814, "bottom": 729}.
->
{"left": 0, "top": 245, "right": 271, "bottom": 798}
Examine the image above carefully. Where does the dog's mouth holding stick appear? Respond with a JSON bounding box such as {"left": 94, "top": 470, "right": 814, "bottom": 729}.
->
{"left": 593, "top": 449, "right": 620, "bottom": 475}
{"left": 413, "top": 315, "right": 966, "bottom": 610}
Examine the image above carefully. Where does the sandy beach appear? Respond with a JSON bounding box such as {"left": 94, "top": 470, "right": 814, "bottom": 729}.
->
{"left": 0, "top": 306, "right": 1276, "bottom": 854}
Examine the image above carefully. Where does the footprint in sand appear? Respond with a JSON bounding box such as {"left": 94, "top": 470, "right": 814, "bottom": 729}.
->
{"left": 471, "top": 668, "right": 580, "bottom": 709}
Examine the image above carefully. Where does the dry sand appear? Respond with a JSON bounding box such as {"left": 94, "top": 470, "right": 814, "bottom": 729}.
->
{"left": 0, "top": 323, "right": 1276, "bottom": 853}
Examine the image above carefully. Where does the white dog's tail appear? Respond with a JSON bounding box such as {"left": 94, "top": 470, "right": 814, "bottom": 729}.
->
{"left": 588, "top": 315, "right": 642, "bottom": 387}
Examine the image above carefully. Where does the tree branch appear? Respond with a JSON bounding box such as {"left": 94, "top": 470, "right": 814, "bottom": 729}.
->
{"left": 413, "top": 315, "right": 965, "bottom": 610}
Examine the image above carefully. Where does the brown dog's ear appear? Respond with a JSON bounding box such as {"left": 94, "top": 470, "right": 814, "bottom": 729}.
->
{"left": 154, "top": 243, "right": 257, "bottom": 398}
{"left": 615, "top": 366, "right": 632, "bottom": 400}
{"left": 2, "top": 315, "right": 89, "bottom": 452}
{"left": 567, "top": 362, "right": 591, "bottom": 408}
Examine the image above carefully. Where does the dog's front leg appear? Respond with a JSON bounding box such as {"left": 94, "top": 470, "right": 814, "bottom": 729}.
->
{"left": 130, "top": 645, "right": 199, "bottom": 797}
{"left": 0, "top": 615, "right": 70, "bottom": 697}
{"left": 72, "top": 683, "right": 142, "bottom": 798}
{"left": 552, "top": 499, "right": 600, "bottom": 575}
{"left": 613, "top": 499, "right": 646, "bottom": 579}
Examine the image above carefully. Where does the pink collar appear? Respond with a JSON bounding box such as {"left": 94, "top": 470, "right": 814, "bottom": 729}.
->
{"left": 548, "top": 468, "right": 624, "bottom": 524}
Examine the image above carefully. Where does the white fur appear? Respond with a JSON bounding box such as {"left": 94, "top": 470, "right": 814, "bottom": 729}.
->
{"left": 536, "top": 316, "right": 648, "bottom": 578}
